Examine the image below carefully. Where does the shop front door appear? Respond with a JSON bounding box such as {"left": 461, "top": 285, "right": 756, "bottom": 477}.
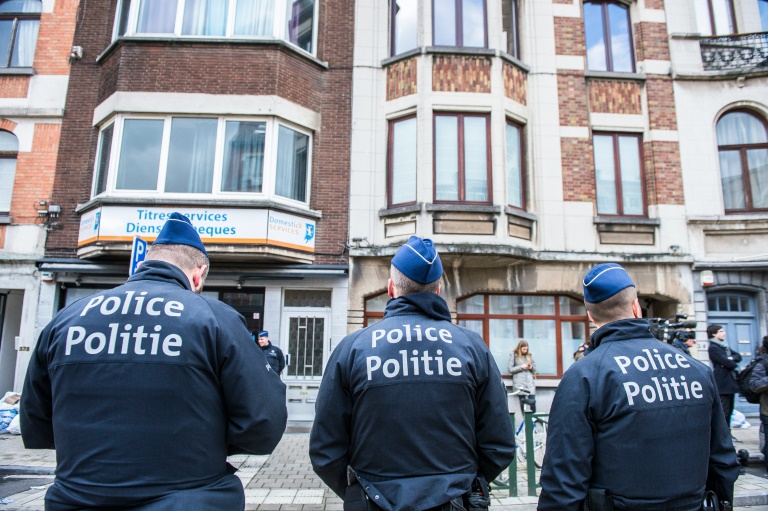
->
{"left": 281, "top": 312, "right": 330, "bottom": 421}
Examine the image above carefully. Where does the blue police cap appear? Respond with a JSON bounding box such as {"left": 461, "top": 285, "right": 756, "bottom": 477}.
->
{"left": 583, "top": 263, "right": 635, "bottom": 303}
{"left": 153, "top": 212, "right": 208, "bottom": 257}
{"left": 258, "top": 330, "right": 269, "bottom": 338}
{"left": 391, "top": 236, "right": 443, "bottom": 284}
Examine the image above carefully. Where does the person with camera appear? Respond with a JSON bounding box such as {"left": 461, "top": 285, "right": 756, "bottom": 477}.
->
{"left": 508, "top": 340, "right": 536, "bottom": 412}
{"left": 672, "top": 332, "right": 697, "bottom": 356}
{"left": 309, "top": 236, "right": 515, "bottom": 511}
{"left": 538, "top": 263, "right": 739, "bottom": 511}
{"left": 708, "top": 324, "right": 742, "bottom": 430}
{"left": 748, "top": 336, "right": 768, "bottom": 473}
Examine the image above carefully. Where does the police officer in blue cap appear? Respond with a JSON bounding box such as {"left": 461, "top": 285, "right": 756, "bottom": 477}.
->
{"left": 538, "top": 263, "right": 739, "bottom": 511}
{"left": 255, "top": 330, "right": 285, "bottom": 375}
{"left": 310, "top": 236, "right": 515, "bottom": 511}
{"left": 22, "top": 212, "right": 287, "bottom": 511}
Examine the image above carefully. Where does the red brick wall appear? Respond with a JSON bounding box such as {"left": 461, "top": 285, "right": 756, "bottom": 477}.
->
{"left": 644, "top": 0, "right": 665, "bottom": 10}
{"left": 503, "top": 62, "right": 526, "bottom": 105}
{"left": 35, "top": 0, "right": 79, "bottom": 76}
{"left": 558, "top": 72, "right": 588, "bottom": 127}
{"left": 0, "top": 77, "right": 30, "bottom": 98}
{"left": 561, "top": 138, "right": 596, "bottom": 202}
{"left": 432, "top": 55, "right": 491, "bottom": 93}
{"left": 0, "top": 119, "right": 18, "bottom": 132}
{"left": 588, "top": 80, "right": 642, "bottom": 114}
{"left": 646, "top": 77, "right": 677, "bottom": 130}
{"left": 554, "top": 17, "right": 585, "bottom": 56}
{"left": 10, "top": 123, "right": 60, "bottom": 224}
{"left": 386, "top": 57, "right": 417, "bottom": 101}
{"left": 644, "top": 140, "right": 684, "bottom": 206}
{"left": 634, "top": 22, "right": 670, "bottom": 62}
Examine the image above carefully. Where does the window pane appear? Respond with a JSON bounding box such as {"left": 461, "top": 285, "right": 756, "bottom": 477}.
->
{"left": 463, "top": 116, "right": 488, "bottom": 202}
{"left": 562, "top": 322, "right": 586, "bottom": 374}
{"left": 607, "top": 3, "right": 632, "bottom": 72}
{"left": 222, "top": 121, "right": 266, "bottom": 193}
{"left": 0, "top": 0, "right": 41, "bottom": 13}
{"left": 284, "top": 289, "right": 332, "bottom": 307}
{"left": 365, "top": 293, "right": 389, "bottom": 313}
{"left": 165, "top": 118, "right": 217, "bottom": 193}
{"left": 718, "top": 296, "right": 727, "bottom": 310}
{"left": 717, "top": 112, "right": 768, "bottom": 145}
{"left": 11, "top": 19, "right": 38, "bottom": 66}
{"left": 729, "top": 296, "right": 739, "bottom": 311}
{"left": 117, "top": 0, "right": 131, "bottom": 36}
{"left": 489, "top": 319, "right": 518, "bottom": 376}
{"left": 366, "top": 317, "right": 382, "bottom": 327}
{"left": 490, "top": 295, "right": 555, "bottom": 315}
{"left": 584, "top": 2, "right": 607, "bottom": 71}
{"left": 711, "top": 0, "right": 734, "bottom": 35}
{"left": 0, "top": 20, "right": 12, "bottom": 67}
{"left": 391, "top": 117, "right": 417, "bottom": 205}
{"left": 506, "top": 123, "right": 522, "bottom": 208}
{"left": 694, "top": 0, "right": 713, "bottom": 35}
{"left": 457, "top": 294, "right": 484, "bottom": 314}
{"left": 594, "top": 135, "right": 617, "bottom": 214}
{"left": 462, "top": 0, "right": 485, "bottom": 47}
{"left": 433, "top": 0, "right": 456, "bottom": 46}
{"left": 761, "top": 0, "right": 768, "bottom": 32}
{"left": 741, "top": 297, "right": 750, "bottom": 312}
{"left": 0, "top": 130, "right": 18, "bottom": 151}
{"left": 393, "top": 0, "right": 417, "bottom": 55}
{"left": 137, "top": 0, "right": 177, "bottom": 33}
{"left": 94, "top": 125, "right": 114, "bottom": 196}
{"left": 502, "top": 0, "right": 518, "bottom": 57}
{"left": 708, "top": 297, "right": 717, "bottom": 311}
{"left": 183, "top": 0, "right": 228, "bottom": 36}
{"left": 235, "top": 0, "right": 274, "bottom": 36}
{"left": 116, "top": 119, "right": 163, "bottom": 190}
{"left": 275, "top": 125, "right": 309, "bottom": 202}
{"left": 459, "top": 319, "right": 483, "bottom": 337}
{"left": 435, "top": 115, "right": 459, "bottom": 201}
{"left": 719, "top": 150, "right": 745, "bottom": 210}
{"left": 618, "top": 136, "right": 642, "bottom": 215}
{"left": 748, "top": 149, "right": 768, "bottom": 209}
{"left": 559, "top": 296, "right": 586, "bottom": 316}
{"left": 522, "top": 320, "right": 557, "bottom": 376}
{"left": 286, "top": 0, "right": 314, "bottom": 53}
{"left": 0, "top": 158, "right": 16, "bottom": 212}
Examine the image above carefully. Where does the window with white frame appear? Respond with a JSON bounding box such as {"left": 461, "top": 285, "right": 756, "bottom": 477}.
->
{"left": 114, "top": 0, "right": 317, "bottom": 54}
{"left": 93, "top": 115, "right": 312, "bottom": 205}
{"left": 0, "top": 130, "right": 18, "bottom": 214}
{"left": 694, "top": 0, "right": 735, "bottom": 36}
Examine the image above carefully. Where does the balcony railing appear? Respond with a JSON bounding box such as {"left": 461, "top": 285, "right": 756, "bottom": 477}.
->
{"left": 700, "top": 32, "right": 768, "bottom": 71}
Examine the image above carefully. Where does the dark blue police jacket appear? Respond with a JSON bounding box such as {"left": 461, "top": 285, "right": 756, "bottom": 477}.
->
{"left": 261, "top": 341, "right": 286, "bottom": 375}
{"left": 21, "top": 261, "right": 288, "bottom": 510}
{"left": 309, "top": 292, "right": 515, "bottom": 511}
{"left": 538, "top": 318, "right": 739, "bottom": 511}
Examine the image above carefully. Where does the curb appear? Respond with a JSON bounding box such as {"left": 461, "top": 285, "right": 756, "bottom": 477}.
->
{"left": 734, "top": 493, "right": 768, "bottom": 506}
{"left": 0, "top": 465, "right": 55, "bottom": 476}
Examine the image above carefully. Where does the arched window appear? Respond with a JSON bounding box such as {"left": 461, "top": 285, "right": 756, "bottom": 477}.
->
{"left": 0, "top": 130, "right": 19, "bottom": 215}
{"left": 0, "top": 0, "right": 42, "bottom": 68}
{"left": 716, "top": 110, "right": 768, "bottom": 212}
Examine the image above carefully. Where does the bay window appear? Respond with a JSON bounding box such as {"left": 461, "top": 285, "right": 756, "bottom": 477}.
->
{"left": 391, "top": 0, "right": 417, "bottom": 56}
{"left": 505, "top": 120, "right": 525, "bottom": 209}
{"left": 584, "top": 0, "right": 634, "bottom": 73}
{"left": 93, "top": 115, "right": 312, "bottom": 205}
{"left": 593, "top": 132, "right": 645, "bottom": 216}
{"left": 0, "top": 0, "right": 41, "bottom": 68}
{"left": 457, "top": 294, "right": 590, "bottom": 378}
{"left": 433, "top": 113, "right": 491, "bottom": 204}
{"left": 115, "top": 0, "right": 317, "bottom": 54}
{"left": 433, "top": 0, "right": 487, "bottom": 48}
{"left": 388, "top": 116, "right": 417, "bottom": 207}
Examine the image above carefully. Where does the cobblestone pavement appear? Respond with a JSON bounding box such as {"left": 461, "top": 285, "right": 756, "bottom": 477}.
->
{"left": 0, "top": 426, "right": 767, "bottom": 510}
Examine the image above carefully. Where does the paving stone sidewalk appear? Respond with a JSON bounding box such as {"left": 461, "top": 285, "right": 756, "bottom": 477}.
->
{"left": 1, "top": 425, "right": 767, "bottom": 511}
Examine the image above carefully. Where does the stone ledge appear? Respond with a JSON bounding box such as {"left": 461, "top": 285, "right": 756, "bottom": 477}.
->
{"left": 379, "top": 203, "right": 422, "bottom": 218}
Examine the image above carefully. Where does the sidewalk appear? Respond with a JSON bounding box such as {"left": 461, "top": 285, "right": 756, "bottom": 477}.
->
{"left": 0, "top": 425, "right": 767, "bottom": 511}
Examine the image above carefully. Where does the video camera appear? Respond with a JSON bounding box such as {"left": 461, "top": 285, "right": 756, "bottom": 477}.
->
{"left": 649, "top": 314, "right": 697, "bottom": 344}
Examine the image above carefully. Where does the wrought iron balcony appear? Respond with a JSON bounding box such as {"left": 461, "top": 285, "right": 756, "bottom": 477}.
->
{"left": 700, "top": 32, "right": 768, "bottom": 71}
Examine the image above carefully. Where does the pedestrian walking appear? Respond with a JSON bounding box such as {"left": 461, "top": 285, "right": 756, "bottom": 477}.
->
{"left": 708, "top": 323, "right": 742, "bottom": 429}
{"left": 748, "top": 336, "right": 768, "bottom": 473}
{"left": 255, "top": 330, "right": 286, "bottom": 375}
{"left": 309, "top": 236, "right": 515, "bottom": 511}
{"left": 21, "top": 212, "right": 288, "bottom": 511}
{"left": 538, "top": 263, "right": 739, "bottom": 511}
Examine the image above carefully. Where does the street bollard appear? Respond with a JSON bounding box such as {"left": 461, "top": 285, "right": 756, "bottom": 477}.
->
{"left": 508, "top": 412, "right": 517, "bottom": 497}
{"left": 524, "top": 409, "right": 536, "bottom": 497}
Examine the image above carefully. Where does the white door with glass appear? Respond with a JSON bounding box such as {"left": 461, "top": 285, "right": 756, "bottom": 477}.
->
{"left": 281, "top": 312, "right": 330, "bottom": 421}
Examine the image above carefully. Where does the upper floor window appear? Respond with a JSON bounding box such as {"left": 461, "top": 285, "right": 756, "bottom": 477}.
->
{"left": 93, "top": 115, "right": 312, "bottom": 205}
{"left": 502, "top": 0, "right": 519, "bottom": 59}
{"left": 457, "top": 294, "right": 590, "bottom": 378}
{"left": 694, "top": 0, "right": 735, "bottom": 36}
{"left": 760, "top": 0, "right": 768, "bottom": 32}
{"left": 391, "top": 0, "right": 417, "bottom": 56}
{"left": 0, "top": 130, "right": 18, "bottom": 214}
{"left": 433, "top": 113, "right": 491, "bottom": 204}
{"left": 716, "top": 110, "right": 768, "bottom": 212}
{"left": 584, "top": 0, "right": 634, "bottom": 73}
{"left": 0, "top": 0, "right": 41, "bottom": 68}
{"left": 364, "top": 292, "right": 388, "bottom": 326}
{"left": 593, "top": 132, "right": 645, "bottom": 216}
{"left": 433, "top": 0, "right": 486, "bottom": 48}
{"left": 388, "top": 115, "right": 417, "bottom": 207}
{"left": 115, "top": 0, "right": 317, "bottom": 54}
{"left": 505, "top": 120, "right": 525, "bottom": 209}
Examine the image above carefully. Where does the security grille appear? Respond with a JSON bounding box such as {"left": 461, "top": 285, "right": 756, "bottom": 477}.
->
{"left": 286, "top": 316, "right": 325, "bottom": 377}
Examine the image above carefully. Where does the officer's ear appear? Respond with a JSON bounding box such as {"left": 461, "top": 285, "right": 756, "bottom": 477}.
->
{"left": 631, "top": 298, "right": 642, "bottom": 319}
{"left": 191, "top": 264, "right": 208, "bottom": 292}
{"left": 387, "top": 278, "right": 396, "bottom": 298}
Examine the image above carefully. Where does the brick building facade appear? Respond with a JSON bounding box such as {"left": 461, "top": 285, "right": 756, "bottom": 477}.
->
{"left": 348, "top": 0, "right": 768, "bottom": 415}
{"left": 29, "top": 0, "right": 354, "bottom": 420}
{"left": 0, "top": 0, "right": 78, "bottom": 393}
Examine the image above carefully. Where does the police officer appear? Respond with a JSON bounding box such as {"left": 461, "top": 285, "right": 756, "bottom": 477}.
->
{"left": 21, "top": 213, "right": 288, "bottom": 511}
{"left": 255, "top": 330, "right": 285, "bottom": 375}
{"left": 538, "top": 263, "right": 739, "bottom": 511}
{"left": 309, "top": 236, "right": 515, "bottom": 511}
